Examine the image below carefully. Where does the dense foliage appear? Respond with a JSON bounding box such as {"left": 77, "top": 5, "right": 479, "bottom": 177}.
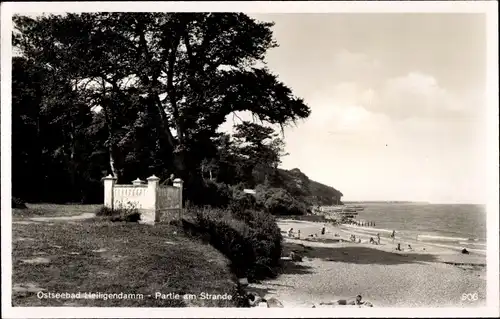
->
{"left": 12, "top": 12, "right": 344, "bottom": 285}
{"left": 12, "top": 12, "right": 310, "bottom": 205}
{"left": 182, "top": 206, "right": 282, "bottom": 281}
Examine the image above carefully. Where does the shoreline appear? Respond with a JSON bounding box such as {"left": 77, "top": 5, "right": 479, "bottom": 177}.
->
{"left": 247, "top": 218, "right": 486, "bottom": 307}
{"left": 301, "top": 211, "right": 486, "bottom": 254}
{"left": 338, "top": 224, "right": 487, "bottom": 256}
{"left": 281, "top": 218, "right": 487, "bottom": 264}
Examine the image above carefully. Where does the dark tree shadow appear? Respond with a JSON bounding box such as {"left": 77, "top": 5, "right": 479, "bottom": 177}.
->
{"left": 278, "top": 259, "right": 315, "bottom": 275}
{"left": 282, "top": 242, "right": 439, "bottom": 265}
{"left": 246, "top": 286, "right": 275, "bottom": 298}
{"left": 263, "top": 282, "right": 295, "bottom": 288}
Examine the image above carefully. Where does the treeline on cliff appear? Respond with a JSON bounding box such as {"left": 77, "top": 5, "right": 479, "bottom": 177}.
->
{"left": 12, "top": 12, "right": 340, "bottom": 209}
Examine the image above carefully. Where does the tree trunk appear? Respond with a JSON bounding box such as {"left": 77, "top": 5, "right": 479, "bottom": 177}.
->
{"left": 109, "top": 148, "right": 119, "bottom": 180}
{"left": 68, "top": 125, "right": 77, "bottom": 201}
{"left": 100, "top": 79, "right": 121, "bottom": 182}
{"left": 135, "top": 19, "right": 187, "bottom": 177}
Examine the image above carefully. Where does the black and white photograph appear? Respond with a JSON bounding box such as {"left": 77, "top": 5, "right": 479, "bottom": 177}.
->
{"left": 1, "top": 1, "right": 499, "bottom": 318}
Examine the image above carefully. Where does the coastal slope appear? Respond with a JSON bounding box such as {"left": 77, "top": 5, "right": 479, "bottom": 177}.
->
{"left": 277, "top": 168, "right": 343, "bottom": 206}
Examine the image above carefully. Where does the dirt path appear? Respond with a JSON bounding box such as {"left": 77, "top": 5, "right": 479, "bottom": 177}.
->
{"left": 28, "top": 212, "right": 96, "bottom": 222}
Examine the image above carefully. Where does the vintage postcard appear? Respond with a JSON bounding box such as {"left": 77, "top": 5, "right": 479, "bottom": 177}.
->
{"left": 1, "top": 1, "right": 498, "bottom": 318}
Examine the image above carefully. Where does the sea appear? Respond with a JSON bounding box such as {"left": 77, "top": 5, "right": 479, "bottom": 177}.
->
{"left": 344, "top": 203, "right": 487, "bottom": 251}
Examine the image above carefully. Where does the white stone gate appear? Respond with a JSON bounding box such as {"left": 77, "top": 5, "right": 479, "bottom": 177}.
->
{"left": 102, "top": 174, "right": 183, "bottom": 224}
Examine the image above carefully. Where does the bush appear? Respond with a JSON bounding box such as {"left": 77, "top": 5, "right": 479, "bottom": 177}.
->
{"left": 241, "top": 209, "right": 282, "bottom": 279}
{"left": 95, "top": 202, "right": 141, "bottom": 222}
{"left": 184, "top": 179, "right": 232, "bottom": 208}
{"left": 95, "top": 206, "right": 114, "bottom": 216}
{"left": 229, "top": 189, "right": 259, "bottom": 218}
{"left": 256, "top": 187, "right": 308, "bottom": 216}
{"left": 12, "top": 197, "right": 27, "bottom": 209}
{"left": 182, "top": 207, "right": 282, "bottom": 281}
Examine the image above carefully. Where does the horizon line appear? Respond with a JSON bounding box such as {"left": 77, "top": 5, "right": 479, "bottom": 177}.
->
{"left": 341, "top": 200, "right": 486, "bottom": 205}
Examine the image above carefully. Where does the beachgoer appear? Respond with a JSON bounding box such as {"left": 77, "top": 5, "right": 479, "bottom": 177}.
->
{"left": 297, "top": 229, "right": 301, "bottom": 239}
{"left": 266, "top": 297, "right": 284, "bottom": 308}
{"left": 287, "top": 228, "right": 294, "bottom": 238}
{"left": 376, "top": 233, "right": 381, "bottom": 245}
{"left": 319, "top": 295, "right": 371, "bottom": 307}
{"left": 247, "top": 292, "right": 264, "bottom": 307}
{"left": 358, "top": 238, "right": 361, "bottom": 243}
{"left": 369, "top": 237, "right": 375, "bottom": 244}
{"left": 321, "top": 226, "right": 326, "bottom": 235}
{"left": 407, "top": 244, "right": 413, "bottom": 251}
{"left": 391, "top": 230, "right": 396, "bottom": 242}
{"left": 396, "top": 243, "right": 401, "bottom": 251}
{"left": 351, "top": 295, "right": 363, "bottom": 305}
{"left": 462, "top": 248, "right": 470, "bottom": 254}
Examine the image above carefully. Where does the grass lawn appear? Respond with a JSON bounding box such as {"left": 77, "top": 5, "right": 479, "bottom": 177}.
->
{"left": 12, "top": 203, "right": 102, "bottom": 219}
{"left": 12, "top": 206, "right": 241, "bottom": 307}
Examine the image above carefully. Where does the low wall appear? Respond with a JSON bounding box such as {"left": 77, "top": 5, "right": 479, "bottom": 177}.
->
{"left": 113, "top": 185, "right": 148, "bottom": 209}
{"left": 102, "top": 175, "right": 183, "bottom": 225}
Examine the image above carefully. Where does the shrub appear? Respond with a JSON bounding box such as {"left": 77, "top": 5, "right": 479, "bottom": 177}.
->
{"left": 229, "top": 189, "right": 259, "bottom": 218}
{"left": 241, "top": 210, "right": 282, "bottom": 279}
{"left": 12, "top": 197, "right": 27, "bottom": 209}
{"left": 190, "top": 207, "right": 254, "bottom": 278}
{"left": 95, "top": 206, "right": 114, "bottom": 216}
{"left": 182, "top": 207, "right": 282, "bottom": 281}
{"left": 95, "top": 202, "right": 141, "bottom": 222}
{"left": 184, "top": 179, "right": 232, "bottom": 208}
{"left": 256, "top": 187, "right": 308, "bottom": 216}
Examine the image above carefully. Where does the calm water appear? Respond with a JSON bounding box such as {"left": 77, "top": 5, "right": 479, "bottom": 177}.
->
{"left": 352, "top": 203, "right": 487, "bottom": 244}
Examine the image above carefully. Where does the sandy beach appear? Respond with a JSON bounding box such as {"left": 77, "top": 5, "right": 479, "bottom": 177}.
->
{"left": 247, "top": 219, "right": 486, "bottom": 308}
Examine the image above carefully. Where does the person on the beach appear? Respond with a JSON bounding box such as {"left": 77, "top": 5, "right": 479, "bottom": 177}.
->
{"left": 319, "top": 295, "right": 372, "bottom": 307}
{"left": 369, "top": 237, "right": 375, "bottom": 244}
{"left": 376, "top": 233, "right": 381, "bottom": 245}
{"left": 287, "top": 228, "right": 294, "bottom": 237}
{"left": 247, "top": 292, "right": 267, "bottom": 307}
{"left": 297, "top": 229, "right": 301, "bottom": 239}
{"left": 396, "top": 243, "right": 401, "bottom": 251}
{"left": 321, "top": 226, "right": 326, "bottom": 235}
{"left": 391, "top": 230, "right": 396, "bottom": 242}
{"left": 407, "top": 244, "right": 413, "bottom": 251}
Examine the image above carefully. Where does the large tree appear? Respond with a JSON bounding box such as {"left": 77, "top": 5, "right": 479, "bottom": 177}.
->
{"left": 13, "top": 12, "right": 310, "bottom": 200}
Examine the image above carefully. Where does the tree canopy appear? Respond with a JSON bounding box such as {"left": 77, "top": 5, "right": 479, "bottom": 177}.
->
{"left": 12, "top": 12, "right": 311, "bottom": 204}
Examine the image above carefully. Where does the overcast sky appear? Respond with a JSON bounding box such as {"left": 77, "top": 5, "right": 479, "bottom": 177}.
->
{"left": 7, "top": 10, "right": 489, "bottom": 204}
{"left": 220, "top": 13, "right": 488, "bottom": 204}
